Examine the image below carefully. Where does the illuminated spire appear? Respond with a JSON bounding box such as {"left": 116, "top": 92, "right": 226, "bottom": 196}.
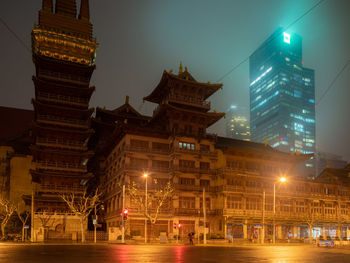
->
{"left": 42, "top": 0, "right": 53, "bottom": 12}
{"left": 79, "top": 0, "right": 90, "bottom": 21}
{"left": 55, "top": 0, "right": 77, "bottom": 18}
{"left": 179, "top": 61, "right": 183, "bottom": 74}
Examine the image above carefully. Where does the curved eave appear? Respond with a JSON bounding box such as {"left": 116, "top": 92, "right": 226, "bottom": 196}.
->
{"left": 153, "top": 103, "right": 224, "bottom": 127}
{"left": 33, "top": 52, "right": 96, "bottom": 72}
{"left": 30, "top": 145, "right": 94, "bottom": 158}
{"left": 32, "top": 122, "right": 94, "bottom": 135}
{"left": 33, "top": 76, "right": 95, "bottom": 97}
{"left": 30, "top": 169, "right": 93, "bottom": 180}
{"left": 143, "top": 71, "right": 222, "bottom": 104}
{"left": 32, "top": 99, "right": 94, "bottom": 118}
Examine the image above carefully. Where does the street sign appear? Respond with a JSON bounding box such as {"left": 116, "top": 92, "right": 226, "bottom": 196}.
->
{"left": 254, "top": 224, "right": 263, "bottom": 228}
{"left": 24, "top": 225, "right": 30, "bottom": 229}
{"left": 93, "top": 219, "right": 97, "bottom": 225}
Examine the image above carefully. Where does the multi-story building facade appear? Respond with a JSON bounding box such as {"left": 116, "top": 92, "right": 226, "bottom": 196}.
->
{"left": 92, "top": 67, "right": 350, "bottom": 242}
{"left": 26, "top": 0, "right": 98, "bottom": 241}
{"left": 249, "top": 28, "right": 315, "bottom": 156}
{"left": 225, "top": 105, "right": 250, "bottom": 141}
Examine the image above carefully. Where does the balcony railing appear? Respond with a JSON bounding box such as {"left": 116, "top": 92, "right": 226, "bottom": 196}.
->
{"left": 173, "top": 147, "right": 218, "bottom": 158}
{"left": 37, "top": 91, "right": 88, "bottom": 107}
{"left": 125, "top": 145, "right": 170, "bottom": 155}
{"left": 37, "top": 137, "right": 87, "bottom": 150}
{"left": 174, "top": 166, "right": 216, "bottom": 175}
{"left": 167, "top": 94, "right": 210, "bottom": 109}
{"left": 38, "top": 184, "right": 85, "bottom": 193}
{"left": 36, "top": 160, "right": 86, "bottom": 172}
{"left": 37, "top": 115, "right": 89, "bottom": 129}
{"left": 174, "top": 208, "right": 200, "bottom": 216}
{"left": 175, "top": 184, "right": 215, "bottom": 192}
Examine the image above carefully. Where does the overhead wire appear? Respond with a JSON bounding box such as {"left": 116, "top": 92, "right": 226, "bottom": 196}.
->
{"left": 0, "top": 16, "right": 31, "bottom": 53}
{"left": 316, "top": 60, "right": 350, "bottom": 106}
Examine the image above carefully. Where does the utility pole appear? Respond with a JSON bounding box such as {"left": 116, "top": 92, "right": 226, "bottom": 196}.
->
{"left": 122, "top": 185, "right": 125, "bottom": 243}
{"left": 262, "top": 190, "right": 265, "bottom": 244}
{"left": 94, "top": 205, "right": 97, "bottom": 243}
{"left": 273, "top": 183, "right": 276, "bottom": 244}
{"left": 31, "top": 187, "right": 34, "bottom": 242}
{"left": 203, "top": 187, "right": 207, "bottom": 245}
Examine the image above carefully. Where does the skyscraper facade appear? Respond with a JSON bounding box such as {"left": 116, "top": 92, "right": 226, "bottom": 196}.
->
{"left": 249, "top": 28, "right": 315, "bottom": 155}
{"left": 225, "top": 105, "right": 250, "bottom": 141}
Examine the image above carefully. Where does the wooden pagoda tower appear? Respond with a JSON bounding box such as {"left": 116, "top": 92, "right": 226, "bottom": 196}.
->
{"left": 143, "top": 63, "right": 225, "bottom": 137}
{"left": 29, "top": 0, "right": 97, "bottom": 240}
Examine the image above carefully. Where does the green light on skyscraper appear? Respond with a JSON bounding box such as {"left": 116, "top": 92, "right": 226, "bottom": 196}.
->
{"left": 283, "top": 32, "right": 290, "bottom": 44}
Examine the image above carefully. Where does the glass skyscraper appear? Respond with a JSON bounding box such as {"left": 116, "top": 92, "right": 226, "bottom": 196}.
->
{"left": 249, "top": 28, "right": 315, "bottom": 155}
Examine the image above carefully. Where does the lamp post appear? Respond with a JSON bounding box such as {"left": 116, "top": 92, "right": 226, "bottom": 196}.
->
{"left": 144, "top": 173, "right": 148, "bottom": 243}
{"left": 93, "top": 203, "right": 104, "bottom": 243}
{"left": 273, "top": 176, "right": 286, "bottom": 244}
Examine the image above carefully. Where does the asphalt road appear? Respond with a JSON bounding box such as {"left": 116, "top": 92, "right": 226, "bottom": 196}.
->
{"left": 0, "top": 244, "right": 350, "bottom": 263}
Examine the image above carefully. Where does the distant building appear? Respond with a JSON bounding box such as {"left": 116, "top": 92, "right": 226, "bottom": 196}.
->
{"left": 314, "top": 152, "right": 348, "bottom": 176}
{"left": 249, "top": 28, "right": 315, "bottom": 156}
{"left": 225, "top": 105, "right": 250, "bottom": 141}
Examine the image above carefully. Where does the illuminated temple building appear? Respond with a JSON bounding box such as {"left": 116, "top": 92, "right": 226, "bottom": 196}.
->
{"left": 92, "top": 65, "right": 350, "bottom": 242}
{"left": 1, "top": 1, "right": 350, "bottom": 243}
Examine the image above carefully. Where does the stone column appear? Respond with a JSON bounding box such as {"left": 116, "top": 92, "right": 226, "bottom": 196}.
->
{"left": 322, "top": 227, "right": 327, "bottom": 238}
{"left": 277, "top": 225, "right": 283, "bottom": 239}
{"left": 292, "top": 225, "right": 298, "bottom": 239}
{"left": 243, "top": 222, "right": 248, "bottom": 239}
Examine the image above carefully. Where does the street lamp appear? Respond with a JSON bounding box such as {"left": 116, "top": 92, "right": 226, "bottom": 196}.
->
{"left": 273, "top": 176, "right": 286, "bottom": 244}
{"left": 94, "top": 203, "right": 104, "bottom": 243}
{"left": 144, "top": 173, "right": 148, "bottom": 243}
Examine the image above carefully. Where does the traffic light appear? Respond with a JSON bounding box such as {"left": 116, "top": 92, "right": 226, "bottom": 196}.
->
{"left": 123, "top": 208, "right": 128, "bottom": 220}
{"left": 173, "top": 223, "right": 177, "bottom": 229}
{"left": 178, "top": 223, "right": 181, "bottom": 229}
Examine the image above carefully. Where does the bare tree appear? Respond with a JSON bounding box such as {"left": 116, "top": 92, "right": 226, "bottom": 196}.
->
{"left": 61, "top": 189, "right": 101, "bottom": 242}
{"left": 16, "top": 210, "right": 30, "bottom": 242}
{"left": 0, "top": 197, "right": 16, "bottom": 239}
{"left": 127, "top": 180, "right": 174, "bottom": 239}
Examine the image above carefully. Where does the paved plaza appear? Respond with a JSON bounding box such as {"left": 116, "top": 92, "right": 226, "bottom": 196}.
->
{"left": 0, "top": 243, "right": 350, "bottom": 263}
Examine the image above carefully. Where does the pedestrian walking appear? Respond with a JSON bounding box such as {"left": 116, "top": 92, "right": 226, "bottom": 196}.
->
{"left": 188, "top": 232, "right": 194, "bottom": 245}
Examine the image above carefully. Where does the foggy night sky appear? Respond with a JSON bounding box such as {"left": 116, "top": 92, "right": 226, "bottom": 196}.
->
{"left": 0, "top": 0, "right": 349, "bottom": 162}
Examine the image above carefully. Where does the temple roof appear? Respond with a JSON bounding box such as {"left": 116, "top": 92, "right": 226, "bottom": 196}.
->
{"left": 143, "top": 69, "right": 222, "bottom": 104}
{"left": 216, "top": 136, "right": 313, "bottom": 162}
{"left": 316, "top": 164, "right": 350, "bottom": 185}
{"left": 96, "top": 96, "right": 151, "bottom": 125}
{"left": 152, "top": 103, "right": 224, "bottom": 127}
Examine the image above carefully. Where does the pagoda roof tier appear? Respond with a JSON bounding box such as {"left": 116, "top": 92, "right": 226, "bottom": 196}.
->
{"left": 152, "top": 103, "right": 225, "bottom": 127}
{"left": 32, "top": 99, "right": 94, "bottom": 119}
{"left": 33, "top": 53, "right": 96, "bottom": 82}
{"left": 30, "top": 145, "right": 93, "bottom": 158}
{"left": 33, "top": 76, "right": 95, "bottom": 98}
{"left": 30, "top": 169, "right": 93, "bottom": 183}
{"left": 143, "top": 70, "right": 222, "bottom": 104}
{"left": 32, "top": 122, "right": 94, "bottom": 137}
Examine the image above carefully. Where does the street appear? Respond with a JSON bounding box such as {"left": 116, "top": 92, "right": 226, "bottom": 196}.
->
{"left": 1, "top": 244, "right": 350, "bottom": 263}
